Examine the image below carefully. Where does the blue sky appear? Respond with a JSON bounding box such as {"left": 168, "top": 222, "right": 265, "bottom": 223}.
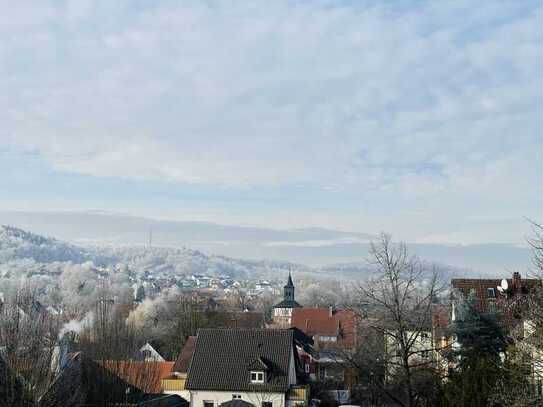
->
{"left": 1, "top": 0, "right": 543, "bottom": 245}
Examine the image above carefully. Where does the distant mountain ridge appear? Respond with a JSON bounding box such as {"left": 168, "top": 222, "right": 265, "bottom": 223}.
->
{"left": 0, "top": 210, "right": 533, "bottom": 274}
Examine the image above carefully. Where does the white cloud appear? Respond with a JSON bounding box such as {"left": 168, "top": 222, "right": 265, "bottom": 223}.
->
{"left": 1, "top": 0, "right": 542, "bottom": 244}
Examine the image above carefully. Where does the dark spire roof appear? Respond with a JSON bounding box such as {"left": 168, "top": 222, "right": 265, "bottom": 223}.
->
{"left": 286, "top": 272, "right": 294, "bottom": 288}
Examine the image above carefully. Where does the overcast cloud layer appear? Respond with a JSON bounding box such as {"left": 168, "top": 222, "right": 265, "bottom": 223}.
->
{"left": 1, "top": 0, "right": 542, "bottom": 245}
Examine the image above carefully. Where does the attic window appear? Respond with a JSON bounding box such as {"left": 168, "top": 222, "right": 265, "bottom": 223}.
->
{"left": 250, "top": 371, "right": 265, "bottom": 384}
{"left": 487, "top": 288, "right": 496, "bottom": 298}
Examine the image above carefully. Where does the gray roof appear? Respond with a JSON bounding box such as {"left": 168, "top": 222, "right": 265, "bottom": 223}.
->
{"left": 186, "top": 329, "right": 294, "bottom": 393}
{"left": 138, "top": 394, "right": 189, "bottom": 407}
{"left": 39, "top": 352, "right": 144, "bottom": 407}
{"left": 220, "top": 401, "right": 255, "bottom": 407}
{"left": 273, "top": 300, "right": 302, "bottom": 309}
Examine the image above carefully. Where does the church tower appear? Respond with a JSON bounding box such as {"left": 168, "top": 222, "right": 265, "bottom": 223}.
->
{"left": 284, "top": 273, "right": 295, "bottom": 302}
{"left": 273, "top": 272, "right": 302, "bottom": 327}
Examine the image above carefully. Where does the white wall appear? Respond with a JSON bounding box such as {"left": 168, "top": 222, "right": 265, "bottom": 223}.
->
{"left": 190, "top": 390, "right": 286, "bottom": 407}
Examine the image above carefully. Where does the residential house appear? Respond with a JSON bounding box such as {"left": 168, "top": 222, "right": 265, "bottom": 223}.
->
{"left": 42, "top": 353, "right": 188, "bottom": 407}
{"left": 140, "top": 342, "right": 167, "bottom": 362}
{"left": 163, "top": 336, "right": 197, "bottom": 400}
{"left": 451, "top": 272, "right": 540, "bottom": 328}
{"left": 103, "top": 360, "right": 175, "bottom": 394}
{"left": 185, "top": 329, "right": 308, "bottom": 407}
{"left": 40, "top": 352, "right": 145, "bottom": 407}
{"left": 452, "top": 272, "right": 542, "bottom": 390}
{"left": 383, "top": 324, "right": 436, "bottom": 381}
{"left": 290, "top": 307, "right": 359, "bottom": 393}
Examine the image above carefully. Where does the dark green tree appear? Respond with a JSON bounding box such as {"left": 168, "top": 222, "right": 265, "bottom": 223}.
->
{"left": 440, "top": 293, "right": 509, "bottom": 407}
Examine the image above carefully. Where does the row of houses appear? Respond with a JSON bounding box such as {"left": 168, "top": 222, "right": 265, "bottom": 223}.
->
{"left": 153, "top": 274, "right": 360, "bottom": 406}
{"left": 4, "top": 271, "right": 541, "bottom": 407}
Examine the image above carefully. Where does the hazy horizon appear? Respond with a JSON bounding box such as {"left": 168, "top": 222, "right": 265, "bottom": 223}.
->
{"left": 0, "top": 209, "right": 533, "bottom": 274}
{"left": 2, "top": 1, "right": 542, "bottom": 261}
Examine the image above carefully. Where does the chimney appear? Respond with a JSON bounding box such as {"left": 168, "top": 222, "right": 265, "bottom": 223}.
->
{"left": 329, "top": 305, "right": 334, "bottom": 317}
{"left": 513, "top": 272, "right": 521, "bottom": 293}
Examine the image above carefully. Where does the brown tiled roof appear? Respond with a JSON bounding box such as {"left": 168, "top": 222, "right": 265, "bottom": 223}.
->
{"left": 451, "top": 274, "right": 540, "bottom": 312}
{"left": 172, "top": 336, "right": 196, "bottom": 374}
{"left": 451, "top": 273, "right": 541, "bottom": 328}
{"left": 186, "top": 329, "right": 294, "bottom": 392}
{"left": 204, "top": 311, "right": 265, "bottom": 329}
{"left": 291, "top": 308, "right": 358, "bottom": 349}
{"left": 40, "top": 353, "right": 144, "bottom": 407}
{"left": 102, "top": 361, "right": 174, "bottom": 393}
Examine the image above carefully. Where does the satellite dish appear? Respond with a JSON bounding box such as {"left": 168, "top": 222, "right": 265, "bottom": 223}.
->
{"left": 497, "top": 286, "right": 504, "bottom": 293}
{"left": 501, "top": 279, "right": 508, "bottom": 291}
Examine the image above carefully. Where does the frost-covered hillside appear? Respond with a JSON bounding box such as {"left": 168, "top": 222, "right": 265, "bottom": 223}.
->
{"left": 0, "top": 225, "right": 91, "bottom": 264}
{"left": 0, "top": 225, "right": 315, "bottom": 309}
{"left": 0, "top": 225, "right": 309, "bottom": 280}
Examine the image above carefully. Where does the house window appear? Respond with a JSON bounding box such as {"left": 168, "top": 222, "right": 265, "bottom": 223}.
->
{"left": 204, "top": 402, "right": 214, "bottom": 407}
{"left": 304, "top": 363, "right": 310, "bottom": 373}
{"left": 262, "top": 402, "right": 273, "bottom": 407}
{"left": 421, "top": 350, "right": 429, "bottom": 358}
{"left": 232, "top": 395, "right": 242, "bottom": 399}
{"left": 487, "top": 288, "right": 496, "bottom": 298}
{"left": 251, "top": 371, "right": 265, "bottom": 383}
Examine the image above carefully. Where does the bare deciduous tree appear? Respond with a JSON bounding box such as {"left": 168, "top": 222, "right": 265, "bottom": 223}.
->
{"left": 0, "top": 288, "right": 59, "bottom": 403}
{"left": 355, "top": 233, "right": 445, "bottom": 407}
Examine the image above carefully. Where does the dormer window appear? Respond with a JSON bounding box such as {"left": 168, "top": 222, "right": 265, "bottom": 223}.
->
{"left": 250, "top": 371, "right": 265, "bottom": 384}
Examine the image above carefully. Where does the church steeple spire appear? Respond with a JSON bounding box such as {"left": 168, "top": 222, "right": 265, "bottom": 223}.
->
{"left": 272, "top": 270, "right": 302, "bottom": 327}
{"left": 286, "top": 271, "right": 294, "bottom": 288}
{"left": 284, "top": 272, "right": 295, "bottom": 302}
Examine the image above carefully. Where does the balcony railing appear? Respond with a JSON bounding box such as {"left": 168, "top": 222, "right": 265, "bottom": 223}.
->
{"left": 161, "top": 378, "right": 187, "bottom": 392}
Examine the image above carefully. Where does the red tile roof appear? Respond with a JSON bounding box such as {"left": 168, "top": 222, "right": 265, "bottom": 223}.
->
{"left": 451, "top": 272, "right": 541, "bottom": 328}
{"left": 102, "top": 361, "right": 174, "bottom": 393}
{"left": 291, "top": 308, "right": 358, "bottom": 349}
{"left": 452, "top": 273, "right": 539, "bottom": 310}
{"left": 172, "top": 336, "right": 196, "bottom": 374}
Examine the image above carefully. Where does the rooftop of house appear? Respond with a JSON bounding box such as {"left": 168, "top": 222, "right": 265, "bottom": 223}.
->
{"left": 186, "top": 329, "right": 296, "bottom": 393}
{"left": 138, "top": 394, "right": 188, "bottom": 407}
{"left": 204, "top": 311, "right": 265, "bottom": 329}
{"left": 273, "top": 299, "right": 303, "bottom": 309}
{"left": 451, "top": 272, "right": 542, "bottom": 330}
{"left": 172, "top": 336, "right": 196, "bottom": 374}
{"left": 290, "top": 307, "right": 358, "bottom": 349}
{"left": 102, "top": 361, "right": 175, "bottom": 394}
{"left": 219, "top": 400, "right": 256, "bottom": 407}
{"left": 40, "top": 352, "right": 144, "bottom": 407}
{"left": 451, "top": 272, "right": 541, "bottom": 312}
